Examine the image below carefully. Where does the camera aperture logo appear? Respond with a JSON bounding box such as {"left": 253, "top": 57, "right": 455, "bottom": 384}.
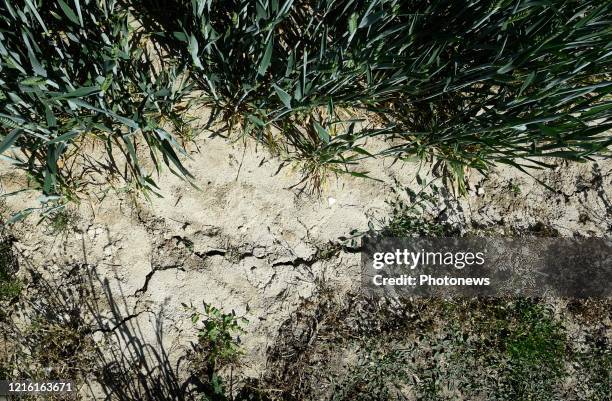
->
{"left": 371, "top": 249, "right": 490, "bottom": 287}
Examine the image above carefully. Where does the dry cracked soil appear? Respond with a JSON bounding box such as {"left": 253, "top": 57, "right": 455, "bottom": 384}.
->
{"left": 0, "top": 133, "right": 611, "bottom": 400}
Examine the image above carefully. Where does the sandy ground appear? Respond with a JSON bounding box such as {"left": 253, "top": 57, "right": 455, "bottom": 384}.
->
{"left": 1, "top": 132, "right": 611, "bottom": 398}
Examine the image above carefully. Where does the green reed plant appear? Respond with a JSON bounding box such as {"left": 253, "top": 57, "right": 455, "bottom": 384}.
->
{"left": 1, "top": 0, "right": 611, "bottom": 204}
{"left": 132, "top": 0, "right": 393, "bottom": 184}
{"left": 135, "top": 0, "right": 611, "bottom": 188}
{"left": 0, "top": 0, "right": 193, "bottom": 217}
{"left": 378, "top": 0, "right": 612, "bottom": 179}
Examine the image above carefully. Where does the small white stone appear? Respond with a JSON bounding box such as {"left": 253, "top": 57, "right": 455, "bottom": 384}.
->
{"left": 328, "top": 197, "right": 336, "bottom": 206}
{"left": 103, "top": 244, "right": 114, "bottom": 256}
{"left": 477, "top": 187, "right": 485, "bottom": 196}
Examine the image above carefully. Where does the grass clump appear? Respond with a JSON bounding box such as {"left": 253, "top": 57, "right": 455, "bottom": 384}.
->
{"left": 43, "top": 208, "right": 79, "bottom": 236}
{"left": 0, "top": 0, "right": 611, "bottom": 202}
{"left": 0, "top": 0, "right": 193, "bottom": 215}
{"left": 136, "top": 0, "right": 612, "bottom": 188}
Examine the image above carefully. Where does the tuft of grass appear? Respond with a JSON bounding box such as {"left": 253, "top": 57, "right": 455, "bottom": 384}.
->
{"left": 43, "top": 208, "right": 79, "bottom": 236}
{"left": 1, "top": 0, "right": 611, "bottom": 204}
{"left": 0, "top": 0, "right": 194, "bottom": 215}
{"left": 135, "top": 0, "right": 612, "bottom": 189}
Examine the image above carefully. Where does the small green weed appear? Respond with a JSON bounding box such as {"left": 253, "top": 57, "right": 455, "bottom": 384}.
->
{"left": 184, "top": 302, "right": 249, "bottom": 400}
{"left": 509, "top": 181, "right": 522, "bottom": 195}
{"left": 385, "top": 179, "right": 444, "bottom": 237}
{"left": 43, "top": 208, "right": 79, "bottom": 236}
{"left": 375, "top": 177, "right": 453, "bottom": 237}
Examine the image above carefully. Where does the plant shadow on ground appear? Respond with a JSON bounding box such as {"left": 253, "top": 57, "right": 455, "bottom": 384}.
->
{"left": 1, "top": 265, "right": 185, "bottom": 400}
{"left": 0, "top": 239, "right": 268, "bottom": 401}
{"left": 86, "top": 274, "right": 193, "bottom": 400}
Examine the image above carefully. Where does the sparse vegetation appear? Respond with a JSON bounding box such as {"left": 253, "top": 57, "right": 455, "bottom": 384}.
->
{"left": 0, "top": 267, "right": 97, "bottom": 393}
{"left": 263, "top": 292, "right": 610, "bottom": 401}
{"left": 0, "top": 235, "right": 20, "bottom": 305}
